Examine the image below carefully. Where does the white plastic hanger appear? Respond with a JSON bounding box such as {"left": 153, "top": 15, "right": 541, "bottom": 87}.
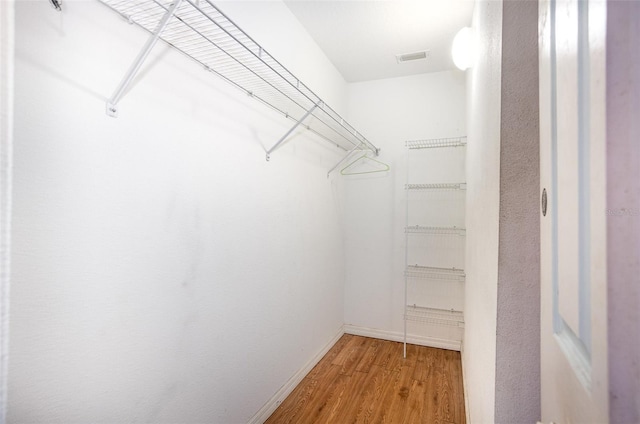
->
{"left": 340, "top": 153, "right": 390, "bottom": 175}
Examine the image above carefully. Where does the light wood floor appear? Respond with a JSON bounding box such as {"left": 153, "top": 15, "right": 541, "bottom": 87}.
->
{"left": 265, "top": 334, "right": 466, "bottom": 424}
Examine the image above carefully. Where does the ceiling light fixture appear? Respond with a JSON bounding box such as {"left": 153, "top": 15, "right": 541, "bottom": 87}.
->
{"left": 452, "top": 27, "right": 474, "bottom": 71}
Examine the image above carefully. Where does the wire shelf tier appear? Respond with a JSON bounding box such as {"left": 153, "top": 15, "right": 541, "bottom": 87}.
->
{"left": 405, "top": 265, "right": 466, "bottom": 282}
{"left": 404, "top": 305, "right": 464, "bottom": 327}
{"left": 405, "top": 183, "right": 467, "bottom": 191}
{"left": 98, "top": 0, "right": 379, "bottom": 155}
{"left": 405, "top": 136, "right": 467, "bottom": 150}
{"left": 404, "top": 225, "right": 466, "bottom": 236}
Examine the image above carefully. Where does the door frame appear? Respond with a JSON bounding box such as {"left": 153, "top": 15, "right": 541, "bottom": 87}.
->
{"left": 0, "top": 1, "right": 15, "bottom": 423}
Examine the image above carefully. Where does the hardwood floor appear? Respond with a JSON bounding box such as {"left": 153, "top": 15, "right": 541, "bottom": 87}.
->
{"left": 265, "top": 334, "right": 466, "bottom": 424}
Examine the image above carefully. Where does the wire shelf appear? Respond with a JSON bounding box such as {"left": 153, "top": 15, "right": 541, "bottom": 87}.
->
{"left": 405, "top": 183, "right": 466, "bottom": 191}
{"left": 98, "top": 0, "right": 379, "bottom": 155}
{"left": 405, "top": 265, "right": 466, "bottom": 282}
{"left": 405, "top": 225, "right": 466, "bottom": 236}
{"left": 405, "top": 136, "right": 467, "bottom": 150}
{"left": 404, "top": 305, "right": 464, "bottom": 327}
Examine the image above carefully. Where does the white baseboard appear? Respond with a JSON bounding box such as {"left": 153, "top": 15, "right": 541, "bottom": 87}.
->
{"left": 460, "top": 341, "right": 471, "bottom": 424}
{"left": 247, "top": 325, "right": 345, "bottom": 424}
{"left": 343, "top": 324, "right": 462, "bottom": 351}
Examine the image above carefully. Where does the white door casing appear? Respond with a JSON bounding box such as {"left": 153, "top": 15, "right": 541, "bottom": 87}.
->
{"left": 0, "top": 1, "right": 15, "bottom": 423}
{"left": 539, "top": 0, "right": 608, "bottom": 422}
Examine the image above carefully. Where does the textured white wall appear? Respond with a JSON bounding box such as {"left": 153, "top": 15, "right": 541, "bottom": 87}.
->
{"left": 494, "top": 1, "right": 540, "bottom": 422}
{"left": 343, "top": 72, "right": 466, "bottom": 338}
{"left": 8, "top": 1, "right": 348, "bottom": 422}
{"left": 606, "top": 1, "right": 640, "bottom": 421}
{"left": 463, "top": 0, "right": 502, "bottom": 422}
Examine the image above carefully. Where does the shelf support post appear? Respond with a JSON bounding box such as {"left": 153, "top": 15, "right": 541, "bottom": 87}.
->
{"left": 266, "top": 101, "right": 321, "bottom": 161}
{"left": 105, "top": 0, "right": 184, "bottom": 117}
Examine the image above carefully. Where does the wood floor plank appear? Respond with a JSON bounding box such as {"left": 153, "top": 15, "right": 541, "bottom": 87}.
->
{"left": 331, "top": 335, "right": 371, "bottom": 376}
{"left": 305, "top": 334, "right": 353, "bottom": 380}
{"left": 330, "top": 334, "right": 360, "bottom": 366}
{"left": 290, "top": 365, "right": 345, "bottom": 424}
{"left": 402, "top": 378, "right": 427, "bottom": 423}
{"left": 351, "top": 365, "right": 398, "bottom": 424}
{"left": 443, "top": 351, "right": 465, "bottom": 423}
{"left": 366, "top": 366, "right": 403, "bottom": 423}
{"left": 309, "top": 375, "right": 352, "bottom": 424}
{"left": 424, "top": 366, "right": 444, "bottom": 422}
{"left": 325, "top": 369, "right": 371, "bottom": 423}
{"left": 355, "top": 338, "right": 382, "bottom": 373}
{"left": 413, "top": 346, "right": 439, "bottom": 382}
{"left": 437, "top": 366, "right": 456, "bottom": 422}
{"left": 265, "top": 336, "right": 466, "bottom": 424}
{"left": 386, "top": 363, "right": 420, "bottom": 423}
{"left": 372, "top": 339, "right": 397, "bottom": 369}
{"left": 264, "top": 378, "right": 318, "bottom": 424}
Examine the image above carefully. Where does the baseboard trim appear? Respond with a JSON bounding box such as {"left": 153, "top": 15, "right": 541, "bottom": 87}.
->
{"left": 460, "top": 341, "right": 471, "bottom": 423}
{"left": 343, "top": 324, "right": 461, "bottom": 351}
{"left": 247, "top": 325, "right": 345, "bottom": 424}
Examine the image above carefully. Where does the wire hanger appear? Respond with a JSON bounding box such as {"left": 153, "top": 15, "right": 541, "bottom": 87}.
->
{"left": 340, "top": 153, "right": 390, "bottom": 175}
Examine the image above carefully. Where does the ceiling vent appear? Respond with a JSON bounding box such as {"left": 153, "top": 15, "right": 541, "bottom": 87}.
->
{"left": 396, "top": 50, "right": 430, "bottom": 64}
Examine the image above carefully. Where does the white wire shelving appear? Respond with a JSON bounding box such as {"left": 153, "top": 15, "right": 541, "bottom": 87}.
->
{"left": 403, "top": 136, "right": 467, "bottom": 357}
{"left": 404, "top": 225, "right": 466, "bottom": 236}
{"left": 405, "top": 136, "right": 467, "bottom": 150}
{"left": 404, "top": 265, "right": 466, "bottom": 282}
{"left": 98, "top": 0, "right": 379, "bottom": 165}
{"left": 404, "top": 305, "right": 464, "bottom": 327}
{"left": 405, "top": 183, "right": 467, "bottom": 191}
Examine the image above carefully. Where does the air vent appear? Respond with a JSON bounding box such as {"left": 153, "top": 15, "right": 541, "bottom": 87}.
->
{"left": 396, "top": 50, "right": 429, "bottom": 64}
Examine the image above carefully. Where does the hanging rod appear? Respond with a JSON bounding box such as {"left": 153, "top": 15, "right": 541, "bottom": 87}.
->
{"left": 98, "top": 0, "right": 380, "bottom": 162}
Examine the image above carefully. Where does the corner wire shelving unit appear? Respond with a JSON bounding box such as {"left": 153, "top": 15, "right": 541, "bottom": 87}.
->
{"left": 403, "top": 136, "right": 467, "bottom": 357}
{"left": 97, "top": 0, "right": 380, "bottom": 173}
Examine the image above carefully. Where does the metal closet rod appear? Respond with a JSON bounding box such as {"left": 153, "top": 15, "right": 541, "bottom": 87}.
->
{"left": 100, "top": 0, "right": 379, "bottom": 166}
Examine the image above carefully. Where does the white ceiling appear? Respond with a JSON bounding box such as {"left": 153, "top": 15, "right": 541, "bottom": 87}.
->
{"left": 284, "top": 0, "right": 475, "bottom": 83}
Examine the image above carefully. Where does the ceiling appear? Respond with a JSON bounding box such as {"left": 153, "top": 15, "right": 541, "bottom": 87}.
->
{"left": 283, "top": 0, "right": 475, "bottom": 83}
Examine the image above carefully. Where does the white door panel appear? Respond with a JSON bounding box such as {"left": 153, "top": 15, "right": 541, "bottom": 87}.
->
{"left": 539, "top": 0, "right": 608, "bottom": 422}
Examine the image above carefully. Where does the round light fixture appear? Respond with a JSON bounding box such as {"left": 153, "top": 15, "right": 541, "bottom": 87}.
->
{"left": 452, "top": 27, "right": 474, "bottom": 71}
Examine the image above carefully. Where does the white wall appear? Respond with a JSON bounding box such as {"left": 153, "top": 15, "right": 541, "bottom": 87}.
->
{"left": 8, "top": 1, "right": 348, "bottom": 422}
{"left": 343, "top": 72, "right": 466, "bottom": 342}
{"left": 463, "top": 0, "right": 502, "bottom": 422}
{"left": 606, "top": 1, "right": 640, "bottom": 421}
{"left": 464, "top": 1, "right": 542, "bottom": 422}
{"left": 494, "top": 1, "right": 540, "bottom": 422}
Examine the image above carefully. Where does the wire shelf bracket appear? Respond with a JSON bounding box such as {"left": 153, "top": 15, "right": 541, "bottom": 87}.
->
{"left": 265, "top": 101, "right": 321, "bottom": 161}
{"left": 105, "top": 0, "right": 184, "bottom": 117}
{"left": 99, "top": 0, "right": 380, "bottom": 166}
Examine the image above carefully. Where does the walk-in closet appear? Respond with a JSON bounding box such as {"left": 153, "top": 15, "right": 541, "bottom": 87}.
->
{"left": 6, "top": 1, "right": 469, "bottom": 418}
{"left": 8, "top": 0, "right": 631, "bottom": 423}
